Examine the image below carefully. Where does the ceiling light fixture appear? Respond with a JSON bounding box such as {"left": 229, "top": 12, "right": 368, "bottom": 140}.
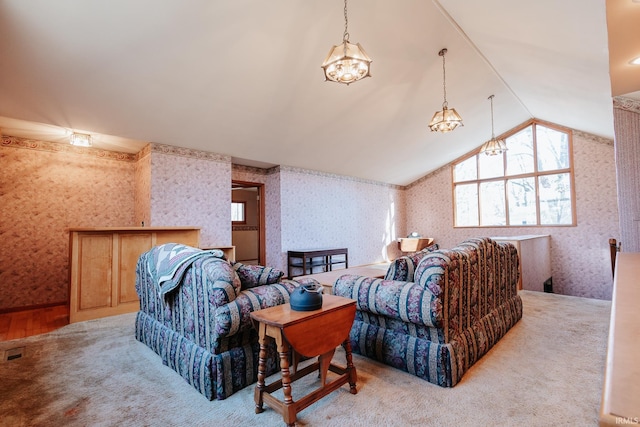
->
{"left": 480, "top": 95, "right": 507, "bottom": 156}
{"left": 429, "top": 48, "right": 463, "bottom": 133}
{"left": 321, "top": 0, "right": 372, "bottom": 85}
{"left": 70, "top": 132, "right": 92, "bottom": 147}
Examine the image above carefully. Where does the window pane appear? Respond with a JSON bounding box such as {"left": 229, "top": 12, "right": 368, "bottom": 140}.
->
{"left": 480, "top": 181, "right": 506, "bottom": 226}
{"left": 537, "top": 125, "right": 569, "bottom": 171}
{"left": 539, "top": 173, "right": 572, "bottom": 224}
{"left": 231, "top": 202, "right": 245, "bottom": 222}
{"left": 507, "top": 177, "right": 537, "bottom": 225}
{"left": 455, "top": 184, "right": 479, "bottom": 226}
{"left": 453, "top": 156, "right": 477, "bottom": 182}
{"left": 478, "top": 151, "right": 504, "bottom": 179}
{"left": 506, "top": 126, "right": 534, "bottom": 175}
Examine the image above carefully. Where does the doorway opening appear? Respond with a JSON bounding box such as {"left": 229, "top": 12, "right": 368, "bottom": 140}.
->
{"left": 231, "top": 181, "right": 265, "bottom": 265}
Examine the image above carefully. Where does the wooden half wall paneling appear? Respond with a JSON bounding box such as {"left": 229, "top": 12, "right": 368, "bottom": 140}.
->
{"left": 69, "top": 227, "right": 200, "bottom": 323}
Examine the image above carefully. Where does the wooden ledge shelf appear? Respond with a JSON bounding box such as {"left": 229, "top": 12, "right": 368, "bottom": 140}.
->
{"left": 600, "top": 252, "right": 640, "bottom": 426}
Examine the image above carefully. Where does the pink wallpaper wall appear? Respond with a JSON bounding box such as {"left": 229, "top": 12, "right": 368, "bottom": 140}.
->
{"left": 0, "top": 138, "right": 404, "bottom": 311}
{"left": 0, "top": 125, "right": 621, "bottom": 311}
{"left": 612, "top": 97, "right": 640, "bottom": 252}
{"left": 278, "top": 166, "right": 406, "bottom": 272}
{"left": 0, "top": 136, "right": 136, "bottom": 310}
{"left": 147, "top": 144, "right": 232, "bottom": 247}
{"left": 232, "top": 165, "right": 406, "bottom": 273}
{"left": 405, "top": 130, "right": 618, "bottom": 300}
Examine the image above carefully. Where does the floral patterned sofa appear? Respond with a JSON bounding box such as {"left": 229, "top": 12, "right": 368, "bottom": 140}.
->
{"left": 134, "top": 243, "right": 309, "bottom": 400}
{"left": 333, "top": 237, "right": 522, "bottom": 387}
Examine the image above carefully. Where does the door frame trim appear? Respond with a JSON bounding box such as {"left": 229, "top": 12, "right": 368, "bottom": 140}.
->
{"left": 232, "top": 180, "right": 266, "bottom": 265}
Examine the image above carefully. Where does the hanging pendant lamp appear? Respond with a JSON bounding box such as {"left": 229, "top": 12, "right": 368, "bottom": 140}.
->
{"left": 480, "top": 95, "right": 508, "bottom": 155}
{"left": 321, "top": 0, "right": 372, "bottom": 85}
{"left": 429, "top": 48, "right": 463, "bottom": 133}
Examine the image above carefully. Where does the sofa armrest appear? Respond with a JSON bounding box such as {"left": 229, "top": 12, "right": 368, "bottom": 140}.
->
{"left": 212, "top": 280, "right": 299, "bottom": 339}
{"left": 384, "top": 243, "right": 439, "bottom": 281}
{"left": 199, "top": 257, "right": 242, "bottom": 308}
{"left": 333, "top": 274, "right": 441, "bottom": 328}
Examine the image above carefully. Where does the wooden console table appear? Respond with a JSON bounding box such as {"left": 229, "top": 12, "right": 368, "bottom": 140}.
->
{"left": 287, "top": 248, "right": 348, "bottom": 278}
{"left": 251, "top": 294, "right": 357, "bottom": 427}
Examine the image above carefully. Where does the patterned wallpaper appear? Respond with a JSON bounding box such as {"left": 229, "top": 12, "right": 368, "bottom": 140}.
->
{"left": 148, "top": 144, "right": 232, "bottom": 247}
{"left": 0, "top": 123, "right": 622, "bottom": 310}
{"left": 405, "top": 131, "right": 618, "bottom": 300}
{"left": 0, "top": 136, "right": 136, "bottom": 310}
{"left": 278, "top": 166, "right": 406, "bottom": 273}
{"left": 232, "top": 164, "right": 406, "bottom": 273}
{"left": 613, "top": 97, "right": 640, "bottom": 252}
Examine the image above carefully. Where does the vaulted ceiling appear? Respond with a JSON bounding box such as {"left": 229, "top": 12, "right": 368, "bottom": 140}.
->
{"left": 1, "top": 0, "right": 638, "bottom": 185}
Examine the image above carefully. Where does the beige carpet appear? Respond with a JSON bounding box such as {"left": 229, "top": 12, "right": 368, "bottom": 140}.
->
{"left": 0, "top": 291, "right": 610, "bottom": 427}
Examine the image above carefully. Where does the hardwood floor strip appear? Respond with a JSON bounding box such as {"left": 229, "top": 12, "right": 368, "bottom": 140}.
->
{"left": 0, "top": 305, "right": 69, "bottom": 342}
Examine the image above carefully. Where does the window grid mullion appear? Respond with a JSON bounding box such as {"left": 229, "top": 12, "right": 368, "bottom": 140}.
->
{"left": 454, "top": 120, "right": 573, "bottom": 228}
{"left": 504, "top": 178, "right": 510, "bottom": 226}
{"left": 532, "top": 124, "right": 541, "bottom": 225}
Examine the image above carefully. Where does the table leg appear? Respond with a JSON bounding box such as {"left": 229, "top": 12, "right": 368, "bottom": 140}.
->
{"left": 318, "top": 348, "right": 336, "bottom": 386}
{"left": 254, "top": 323, "right": 268, "bottom": 414}
{"left": 274, "top": 333, "right": 297, "bottom": 426}
{"left": 343, "top": 339, "right": 358, "bottom": 394}
{"left": 276, "top": 337, "right": 293, "bottom": 405}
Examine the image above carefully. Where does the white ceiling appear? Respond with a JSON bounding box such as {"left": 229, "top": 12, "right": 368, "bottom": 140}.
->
{"left": 0, "top": 0, "right": 637, "bottom": 186}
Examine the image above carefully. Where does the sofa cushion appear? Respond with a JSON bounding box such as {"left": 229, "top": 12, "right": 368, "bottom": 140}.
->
{"left": 232, "top": 262, "right": 284, "bottom": 289}
{"left": 384, "top": 244, "right": 439, "bottom": 282}
{"left": 333, "top": 274, "right": 441, "bottom": 328}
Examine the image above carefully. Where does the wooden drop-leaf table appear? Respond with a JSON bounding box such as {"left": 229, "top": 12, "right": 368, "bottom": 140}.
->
{"left": 250, "top": 294, "right": 357, "bottom": 427}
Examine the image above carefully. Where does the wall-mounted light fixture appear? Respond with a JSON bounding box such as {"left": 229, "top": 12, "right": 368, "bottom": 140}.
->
{"left": 629, "top": 56, "right": 640, "bottom": 65}
{"left": 429, "top": 48, "right": 463, "bottom": 133}
{"left": 70, "top": 132, "right": 92, "bottom": 147}
{"left": 321, "top": 0, "right": 372, "bottom": 85}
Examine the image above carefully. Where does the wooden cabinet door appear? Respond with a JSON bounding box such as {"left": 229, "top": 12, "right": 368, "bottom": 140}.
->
{"left": 118, "top": 233, "right": 153, "bottom": 304}
{"left": 70, "top": 233, "right": 113, "bottom": 322}
{"left": 69, "top": 228, "right": 201, "bottom": 323}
